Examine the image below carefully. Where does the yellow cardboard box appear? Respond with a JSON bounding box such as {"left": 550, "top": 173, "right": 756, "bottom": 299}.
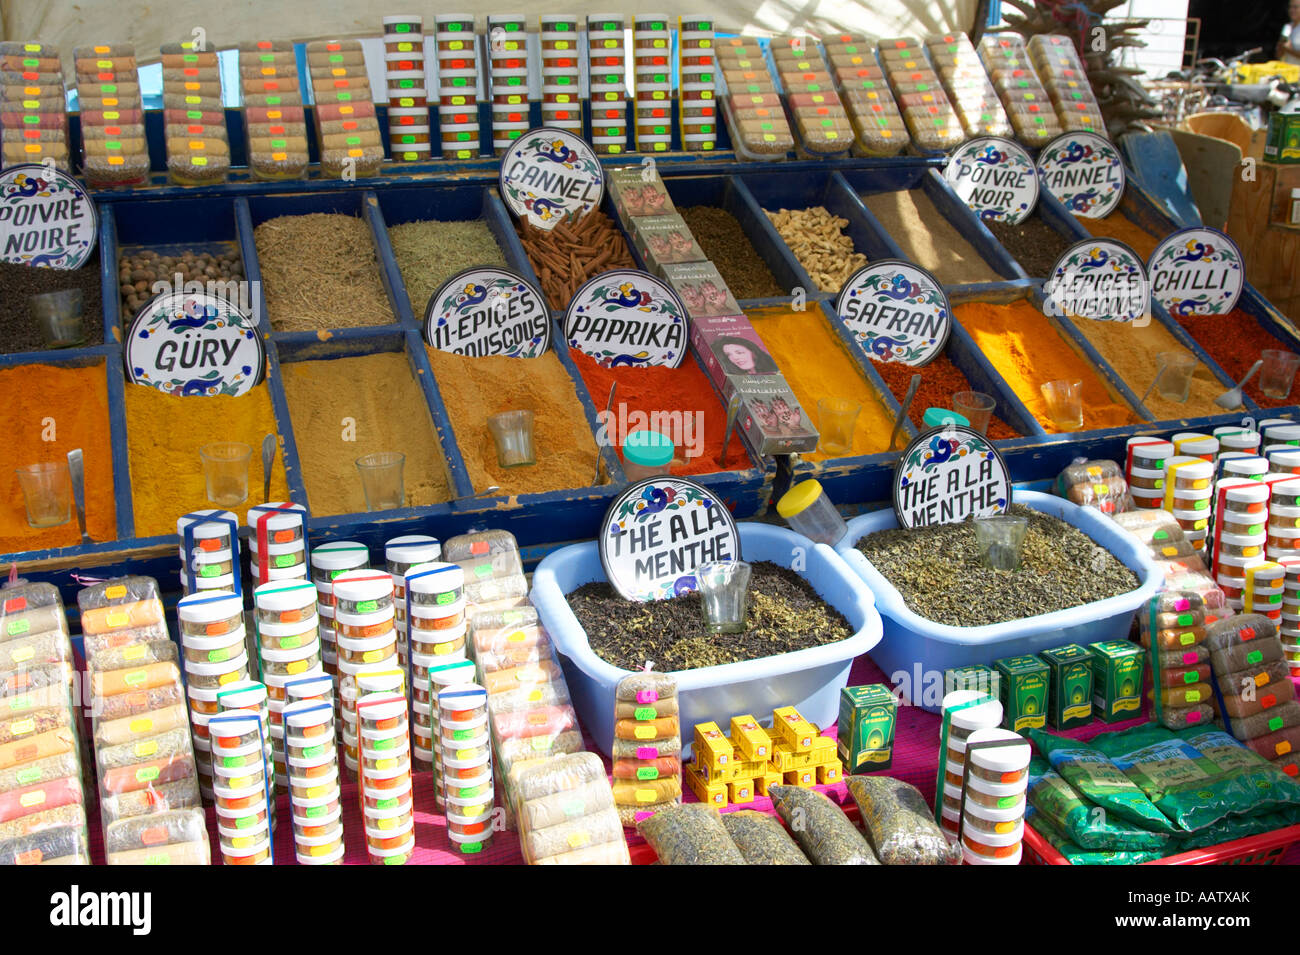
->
{"left": 686, "top": 763, "right": 728, "bottom": 807}
{"left": 693, "top": 721, "right": 732, "bottom": 770}
{"left": 729, "top": 714, "right": 770, "bottom": 761}
{"left": 773, "top": 705, "right": 817, "bottom": 752}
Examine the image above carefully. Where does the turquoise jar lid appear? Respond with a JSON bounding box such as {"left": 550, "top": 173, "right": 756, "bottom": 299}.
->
{"left": 623, "top": 429, "right": 674, "bottom": 468}
{"left": 922, "top": 407, "right": 970, "bottom": 429}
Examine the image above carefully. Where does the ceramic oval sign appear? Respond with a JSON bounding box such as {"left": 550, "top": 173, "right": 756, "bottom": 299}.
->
{"left": 126, "top": 291, "right": 265, "bottom": 396}
{"left": 835, "top": 260, "right": 951, "bottom": 367}
{"left": 600, "top": 477, "right": 741, "bottom": 601}
{"left": 893, "top": 425, "right": 1011, "bottom": 529}
{"left": 1036, "top": 131, "right": 1124, "bottom": 219}
{"left": 1043, "top": 238, "right": 1149, "bottom": 323}
{"left": 943, "top": 137, "right": 1039, "bottom": 225}
{"left": 1147, "top": 227, "right": 1244, "bottom": 319}
{"left": 0, "top": 164, "right": 97, "bottom": 269}
{"left": 500, "top": 127, "right": 605, "bottom": 230}
{"left": 425, "top": 267, "right": 551, "bottom": 358}
{"left": 565, "top": 269, "right": 688, "bottom": 368}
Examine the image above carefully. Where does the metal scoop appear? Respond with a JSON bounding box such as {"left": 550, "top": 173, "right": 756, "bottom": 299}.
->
{"left": 1215, "top": 359, "right": 1263, "bottom": 410}
{"left": 889, "top": 375, "right": 922, "bottom": 451}
{"left": 67, "top": 448, "right": 89, "bottom": 545}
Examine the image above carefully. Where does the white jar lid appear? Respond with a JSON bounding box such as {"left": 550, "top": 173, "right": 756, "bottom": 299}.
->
{"left": 1171, "top": 510, "right": 1211, "bottom": 526}
{"left": 261, "top": 637, "right": 322, "bottom": 663}
{"left": 1215, "top": 550, "right": 1265, "bottom": 569}
{"left": 309, "top": 540, "right": 369, "bottom": 570}
{"left": 217, "top": 680, "right": 268, "bottom": 710}
{"left": 1224, "top": 456, "right": 1270, "bottom": 474}
{"left": 336, "top": 631, "right": 398, "bottom": 653}
{"left": 965, "top": 773, "right": 1029, "bottom": 798}
{"left": 181, "top": 573, "right": 238, "bottom": 592}
{"left": 177, "top": 589, "right": 242, "bottom": 623}
{"left": 363, "top": 815, "right": 415, "bottom": 841}
{"left": 961, "top": 819, "right": 1024, "bottom": 847}
{"left": 410, "top": 621, "right": 468, "bottom": 648}
{"left": 180, "top": 624, "right": 246, "bottom": 651}
{"left": 338, "top": 656, "right": 398, "bottom": 677}
{"left": 406, "top": 561, "right": 465, "bottom": 595}
{"left": 177, "top": 509, "right": 238, "bottom": 539}
{"left": 1127, "top": 465, "right": 1164, "bottom": 480}
{"left": 285, "top": 674, "right": 333, "bottom": 700}
{"left": 213, "top": 779, "right": 265, "bottom": 802}
{"left": 428, "top": 659, "right": 477, "bottom": 685}
{"left": 249, "top": 536, "right": 307, "bottom": 557}
{"left": 356, "top": 668, "right": 406, "bottom": 693}
{"left": 409, "top": 597, "right": 466, "bottom": 621}
{"left": 263, "top": 664, "right": 324, "bottom": 688}
{"left": 438, "top": 712, "right": 487, "bottom": 735}
{"left": 258, "top": 615, "right": 319, "bottom": 639}
{"left": 942, "top": 690, "right": 1004, "bottom": 732}
{"left": 360, "top": 755, "right": 412, "bottom": 780}
{"left": 334, "top": 605, "right": 397, "bottom": 629}
{"left": 333, "top": 570, "right": 395, "bottom": 603}
{"left": 1271, "top": 477, "right": 1300, "bottom": 497}
{"left": 386, "top": 535, "right": 441, "bottom": 566}
{"left": 283, "top": 699, "right": 333, "bottom": 728}
{"left": 1271, "top": 503, "right": 1300, "bottom": 520}
{"left": 437, "top": 683, "right": 488, "bottom": 710}
{"left": 1218, "top": 531, "right": 1268, "bottom": 548}
{"left": 358, "top": 697, "right": 407, "bottom": 723}
{"left": 1271, "top": 524, "right": 1300, "bottom": 539}
{"left": 966, "top": 728, "right": 1031, "bottom": 773}
{"left": 1167, "top": 455, "right": 1213, "bottom": 479}
{"left": 1127, "top": 437, "right": 1173, "bottom": 459}
{"left": 962, "top": 795, "right": 1027, "bottom": 823}
{"left": 246, "top": 501, "right": 307, "bottom": 531}
{"left": 249, "top": 561, "right": 308, "bottom": 581}
{"left": 185, "top": 651, "right": 250, "bottom": 677}
{"left": 1221, "top": 480, "right": 1271, "bottom": 504}
{"left": 1129, "top": 485, "right": 1164, "bottom": 500}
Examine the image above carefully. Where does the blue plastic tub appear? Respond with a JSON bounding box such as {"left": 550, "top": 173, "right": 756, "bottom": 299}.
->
{"left": 833, "top": 490, "right": 1159, "bottom": 711}
{"left": 530, "top": 522, "right": 883, "bottom": 755}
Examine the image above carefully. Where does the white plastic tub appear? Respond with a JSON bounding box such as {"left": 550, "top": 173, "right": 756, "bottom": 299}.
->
{"left": 531, "top": 522, "right": 882, "bottom": 756}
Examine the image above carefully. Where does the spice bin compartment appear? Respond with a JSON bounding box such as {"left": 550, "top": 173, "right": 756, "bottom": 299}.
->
{"left": 834, "top": 489, "right": 1159, "bottom": 710}
{"left": 839, "top": 164, "right": 1028, "bottom": 292}
{"left": 531, "top": 521, "right": 882, "bottom": 755}
{"left": 369, "top": 182, "right": 535, "bottom": 327}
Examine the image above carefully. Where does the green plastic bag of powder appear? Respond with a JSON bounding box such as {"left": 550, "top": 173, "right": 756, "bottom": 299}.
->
{"left": 1029, "top": 730, "right": 1175, "bottom": 833}
{"left": 1025, "top": 806, "right": 1165, "bottom": 865}
{"left": 1027, "top": 758, "right": 1175, "bottom": 851}
{"left": 1090, "top": 723, "right": 1257, "bottom": 832}
{"left": 1176, "top": 805, "right": 1300, "bottom": 852}
{"left": 1177, "top": 728, "right": 1300, "bottom": 819}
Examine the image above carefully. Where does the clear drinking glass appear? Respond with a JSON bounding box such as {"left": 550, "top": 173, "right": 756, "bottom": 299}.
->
{"left": 356, "top": 451, "right": 407, "bottom": 511}
{"left": 29, "top": 288, "right": 85, "bottom": 348}
{"left": 816, "top": 397, "right": 861, "bottom": 456}
{"left": 14, "top": 461, "right": 71, "bottom": 528}
{"left": 1154, "top": 351, "right": 1197, "bottom": 403}
{"left": 974, "top": 515, "right": 1029, "bottom": 571}
{"left": 696, "top": 560, "right": 752, "bottom": 634}
{"left": 199, "top": 442, "right": 253, "bottom": 506}
{"left": 1260, "top": 349, "right": 1300, "bottom": 399}
{"left": 951, "top": 391, "right": 996, "bottom": 435}
{"left": 1040, "top": 379, "right": 1083, "bottom": 432}
{"left": 488, "top": 410, "right": 536, "bottom": 467}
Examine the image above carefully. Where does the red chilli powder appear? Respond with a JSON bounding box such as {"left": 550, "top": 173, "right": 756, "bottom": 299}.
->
{"left": 872, "top": 353, "right": 1020, "bottom": 440}
{"left": 1175, "top": 308, "right": 1297, "bottom": 409}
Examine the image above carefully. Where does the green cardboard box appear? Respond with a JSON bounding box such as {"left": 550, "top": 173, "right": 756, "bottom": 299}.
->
{"left": 1040, "top": 644, "right": 1094, "bottom": 729}
{"left": 1266, "top": 107, "right": 1300, "bottom": 164}
{"left": 837, "top": 684, "right": 896, "bottom": 771}
{"left": 994, "top": 654, "right": 1049, "bottom": 733}
{"left": 1087, "top": 640, "right": 1144, "bottom": 722}
{"left": 944, "top": 664, "right": 1001, "bottom": 700}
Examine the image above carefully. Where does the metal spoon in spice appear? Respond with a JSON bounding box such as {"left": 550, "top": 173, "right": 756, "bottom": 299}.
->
{"left": 261, "top": 433, "right": 276, "bottom": 502}
{"left": 889, "top": 375, "right": 922, "bottom": 451}
{"left": 719, "top": 393, "right": 742, "bottom": 465}
{"left": 67, "top": 448, "right": 89, "bottom": 545}
{"left": 1215, "top": 359, "right": 1264, "bottom": 410}
{"left": 595, "top": 382, "right": 616, "bottom": 485}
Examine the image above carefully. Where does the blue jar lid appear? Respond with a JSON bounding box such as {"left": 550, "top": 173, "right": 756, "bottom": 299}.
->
{"left": 922, "top": 407, "right": 970, "bottom": 429}
{"left": 623, "top": 429, "right": 675, "bottom": 468}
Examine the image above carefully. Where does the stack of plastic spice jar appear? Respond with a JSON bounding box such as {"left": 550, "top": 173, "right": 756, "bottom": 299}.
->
{"left": 1244, "top": 562, "right": 1286, "bottom": 622}
{"left": 879, "top": 36, "right": 964, "bottom": 151}
{"left": 177, "top": 510, "right": 240, "bottom": 596}
{"left": 1162, "top": 456, "right": 1214, "bottom": 552}
{"left": 253, "top": 579, "right": 324, "bottom": 781}
{"left": 247, "top": 501, "right": 309, "bottom": 585}
{"left": 960, "top": 728, "right": 1030, "bottom": 865}
{"left": 438, "top": 683, "right": 495, "bottom": 854}
{"left": 160, "top": 37, "right": 230, "bottom": 185}
{"left": 587, "top": 14, "right": 628, "bottom": 154}
{"left": 307, "top": 39, "right": 385, "bottom": 178}
{"left": 309, "top": 541, "right": 368, "bottom": 674}
{"left": 1212, "top": 478, "right": 1270, "bottom": 608}
{"left": 209, "top": 712, "right": 274, "bottom": 864}
{"left": 342, "top": 667, "right": 406, "bottom": 779}
{"left": 216, "top": 681, "right": 277, "bottom": 814}
{"left": 1215, "top": 425, "right": 1264, "bottom": 455}
{"left": 1124, "top": 438, "right": 1173, "bottom": 511}
{"left": 1277, "top": 557, "right": 1300, "bottom": 674}
{"left": 237, "top": 40, "right": 309, "bottom": 180}
{"left": 382, "top": 15, "right": 430, "bottom": 162}
{"left": 283, "top": 699, "right": 345, "bottom": 864}
{"left": 386, "top": 534, "right": 441, "bottom": 666}
{"left": 404, "top": 563, "right": 467, "bottom": 764}
{"left": 633, "top": 15, "right": 673, "bottom": 153}
{"left": 425, "top": 658, "right": 477, "bottom": 794}
{"left": 176, "top": 589, "right": 249, "bottom": 797}
{"left": 977, "top": 33, "right": 1060, "bottom": 148}
{"left": 1027, "top": 34, "right": 1104, "bottom": 134}
{"left": 1268, "top": 477, "right": 1300, "bottom": 562}
{"left": 487, "top": 15, "right": 530, "bottom": 156}
{"left": 434, "top": 13, "right": 480, "bottom": 161}
{"left": 0, "top": 41, "right": 70, "bottom": 171}
{"left": 677, "top": 16, "right": 716, "bottom": 151}
{"left": 75, "top": 43, "right": 150, "bottom": 187}
{"left": 936, "top": 689, "right": 1003, "bottom": 838}
{"left": 333, "top": 570, "right": 399, "bottom": 677}
{"left": 538, "top": 16, "right": 582, "bottom": 135}
{"left": 357, "top": 692, "right": 416, "bottom": 864}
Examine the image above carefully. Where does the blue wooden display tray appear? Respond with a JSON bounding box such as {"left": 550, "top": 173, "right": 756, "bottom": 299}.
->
{"left": 4, "top": 152, "right": 1298, "bottom": 611}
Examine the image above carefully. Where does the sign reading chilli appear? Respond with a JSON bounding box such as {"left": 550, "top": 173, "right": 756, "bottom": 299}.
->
{"left": 424, "top": 267, "right": 551, "bottom": 359}
{"left": 564, "top": 269, "right": 688, "bottom": 368}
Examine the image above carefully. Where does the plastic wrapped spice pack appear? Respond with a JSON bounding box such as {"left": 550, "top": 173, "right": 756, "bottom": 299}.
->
{"left": 610, "top": 671, "right": 681, "bottom": 825}
{"left": 0, "top": 41, "right": 70, "bottom": 171}
{"left": 716, "top": 36, "right": 794, "bottom": 159}
{"left": 0, "top": 583, "right": 90, "bottom": 865}
{"left": 238, "top": 40, "right": 309, "bottom": 180}
{"left": 1205, "top": 614, "right": 1300, "bottom": 771}
{"left": 78, "top": 576, "right": 208, "bottom": 864}
{"left": 160, "top": 39, "right": 230, "bottom": 184}
{"left": 308, "top": 40, "right": 385, "bottom": 178}
{"left": 878, "top": 36, "right": 964, "bottom": 151}
{"left": 845, "top": 775, "right": 961, "bottom": 864}
{"left": 76, "top": 43, "right": 150, "bottom": 187}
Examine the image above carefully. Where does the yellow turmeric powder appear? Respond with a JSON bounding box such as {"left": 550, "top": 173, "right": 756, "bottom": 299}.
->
{"left": 0, "top": 363, "right": 116, "bottom": 555}
{"left": 125, "top": 383, "right": 289, "bottom": 538}
{"left": 955, "top": 299, "right": 1139, "bottom": 433}
{"left": 746, "top": 306, "right": 895, "bottom": 460}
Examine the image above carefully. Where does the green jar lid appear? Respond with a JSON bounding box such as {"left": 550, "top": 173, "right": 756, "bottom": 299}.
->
{"left": 623, "top": 429, "right": 674, "bottom": 468}
{"left": 922, "top": 407, "right": 970, "bottom": 429}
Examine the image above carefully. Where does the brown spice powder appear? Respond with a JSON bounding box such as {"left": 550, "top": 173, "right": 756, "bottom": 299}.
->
{"left": 863, "top": 189, "right": 1001, "bottom": 285}
{"left": 425, "top": 347, "right": 600, "bottom": 496}
{"left": 280, "top": 352, "right": 453, "bottom": 516}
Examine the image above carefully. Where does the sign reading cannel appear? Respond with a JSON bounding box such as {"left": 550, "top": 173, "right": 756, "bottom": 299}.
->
{"left": 893, "top": 426, "right": 1011, "bottom": 529}
{"left": 600, "top": 477, "right": 741, "bottom": 601}
{"left": 499, "top": 128, "right": 605, "bottom": 230}
{"left": 1147, "top": 227, "right": 1245, "bottom": 318}
{"left": 1036, "top": 131, "right": 1124, "bottom": 219}
{"left": 424, "top": 267, "right": 551, "bottom": 358}
{"left": 0, "top": 164, "right": 97, "bottom": 269}
{"left": 126, "top": 292, "right": 265, "bottom": 397}
{"left": 564, "top": 270, "right": 688, "bottom": 368}
{"left": 835, "top": 261, "right": 951, "bottom": 367}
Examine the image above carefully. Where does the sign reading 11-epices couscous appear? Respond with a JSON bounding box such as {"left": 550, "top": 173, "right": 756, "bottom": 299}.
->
{"left": 424, "top": 267, "right": 552, "bottom": 359}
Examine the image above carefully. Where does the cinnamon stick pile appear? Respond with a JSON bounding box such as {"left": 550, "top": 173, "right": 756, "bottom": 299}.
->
{"left": 516, "top": 210, "right": 638, "bottom": 310}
